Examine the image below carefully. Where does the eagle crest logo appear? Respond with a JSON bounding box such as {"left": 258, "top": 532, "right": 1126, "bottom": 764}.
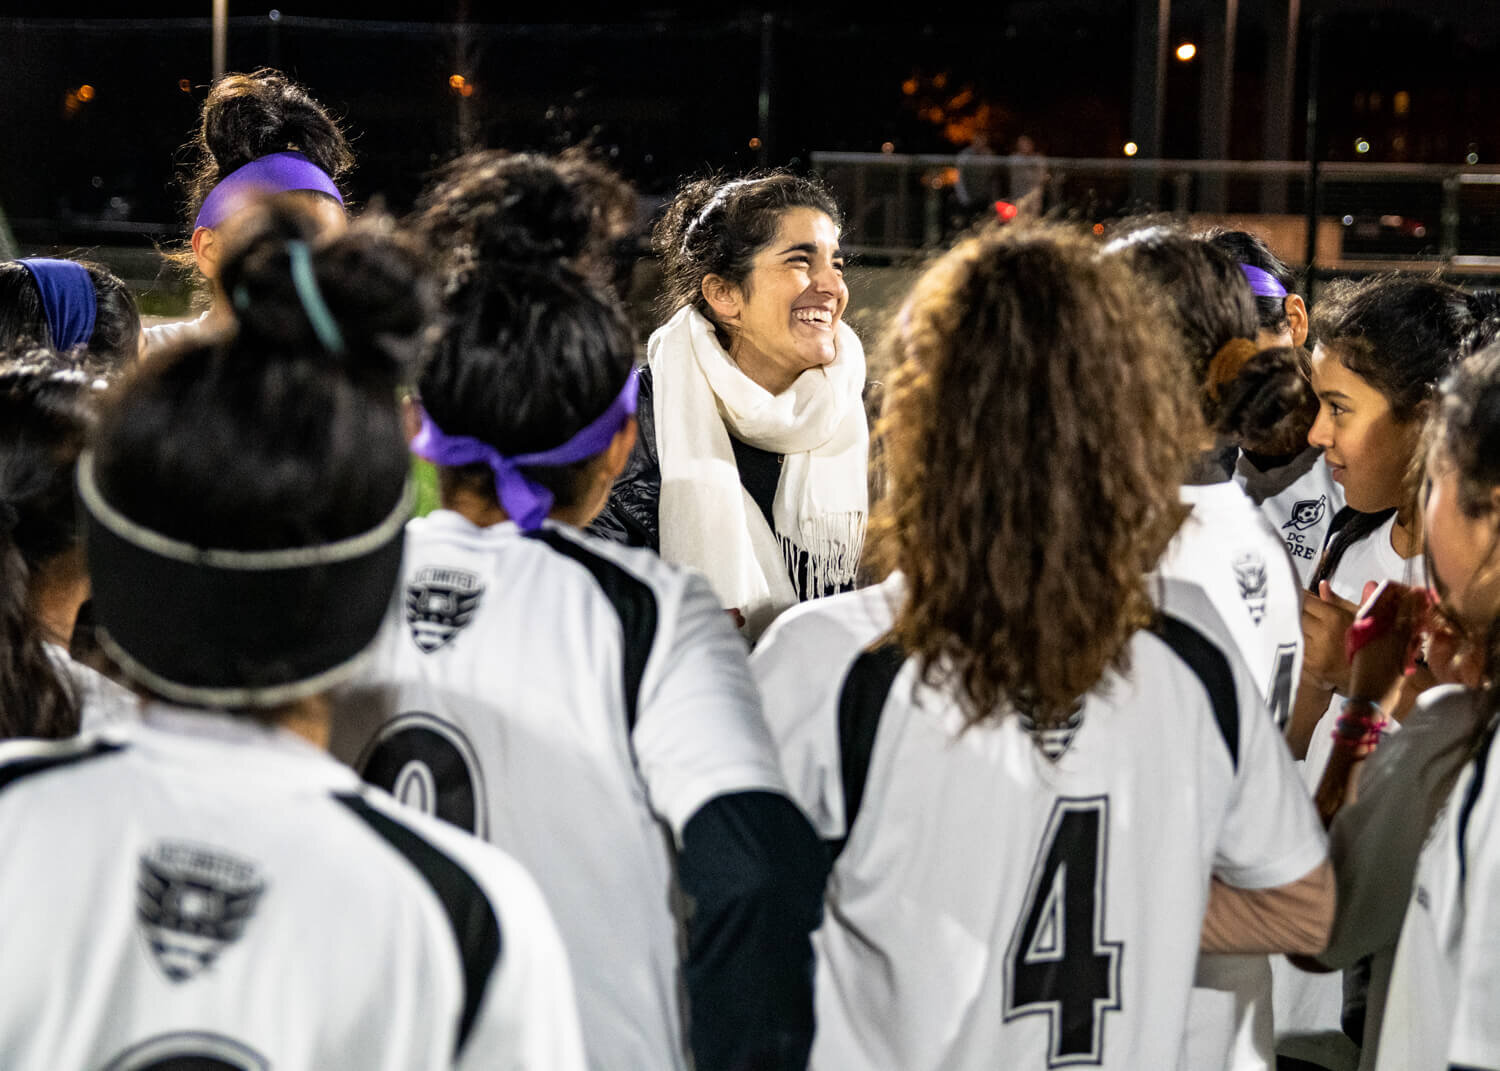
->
{"left": 405, "top": 566, "right": 485, "bottom": 653}
{"left": 1233, "top": 552, "right": 1270, "bottom": 625}
{"left": 1282, "top": 494, "right": 1328, "bottom": 532}
{"left": 136, "top": 842, "right": 266, "bottom": 983}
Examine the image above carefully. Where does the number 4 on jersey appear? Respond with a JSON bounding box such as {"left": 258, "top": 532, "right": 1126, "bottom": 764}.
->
{"left": 1003, "top": 796, "right": 1123, "bottom": 1067}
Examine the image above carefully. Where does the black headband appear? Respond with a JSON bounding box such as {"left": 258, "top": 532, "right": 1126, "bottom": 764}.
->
{"left": 79, "top": 451, "right": 409, "bottom": 708}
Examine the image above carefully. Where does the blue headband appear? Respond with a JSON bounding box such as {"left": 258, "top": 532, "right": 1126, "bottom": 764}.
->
{"left": 19, "top": 259, "right": 97, "bottom": 351}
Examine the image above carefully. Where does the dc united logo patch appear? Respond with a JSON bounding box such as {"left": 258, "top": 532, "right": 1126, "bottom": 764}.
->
{"left": 406, "top": 566, "right": 485, "bottom": 653}
{"left": 1283, "top": 494, "right": 1328, "bottom": 532}
{"left": 137, "top": 841, "right": 265, "bottom": 983}
{"left": 1233, "top": 552, "right": 1270, "bottom": 625}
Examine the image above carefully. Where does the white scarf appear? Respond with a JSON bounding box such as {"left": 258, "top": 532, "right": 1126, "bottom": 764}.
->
{"left": 650, "top": 305, "right": 868, "bottom": 638}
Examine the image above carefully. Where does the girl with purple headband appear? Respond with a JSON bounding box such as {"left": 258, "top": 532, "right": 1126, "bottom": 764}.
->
{"left": 331, "top": 156, "right": 825, "bottom": 1071}
{"left": 144, "top": 68, "right": 351, "bottom": 359}
{"left": 1199, "top": 227, "right": 1346, "bottom": 589}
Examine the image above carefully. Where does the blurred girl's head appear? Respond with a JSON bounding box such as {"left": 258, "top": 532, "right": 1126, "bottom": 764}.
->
{"left": 873, "top": 222, "right": 1199, "bottom": 727}
{"left": 0, "top": 259, "right": 141, "bottom": 368}
{"left": 84, "top": 206, "right": 426, "bottom": 711}
{"left": 1426, "top": 343, "right": 1500, "bottom": 629}
{"left": 179, "top": 68, "right": 353, "bottom": 283}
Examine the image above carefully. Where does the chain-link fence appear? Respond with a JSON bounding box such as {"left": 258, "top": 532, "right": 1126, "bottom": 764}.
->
{"left": 813, "top": 151, "right": 1500, "bottom": 282}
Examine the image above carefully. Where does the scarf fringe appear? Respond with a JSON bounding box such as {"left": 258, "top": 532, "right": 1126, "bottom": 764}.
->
{"left": 780, "top": 511, "right": 866, "bottom": 599}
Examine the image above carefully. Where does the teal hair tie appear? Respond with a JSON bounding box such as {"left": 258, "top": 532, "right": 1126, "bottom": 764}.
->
{"left": 286, "top": 240, "right": 345, "bottom": 355}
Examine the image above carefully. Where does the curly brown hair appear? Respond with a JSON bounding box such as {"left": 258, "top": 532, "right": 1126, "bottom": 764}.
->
{"left": 871, "top": 222, "right": 1201, "bottom": 728}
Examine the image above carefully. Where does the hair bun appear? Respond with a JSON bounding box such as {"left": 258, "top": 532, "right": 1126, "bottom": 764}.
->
{"left": 412, "top": 152, "right": 593, "bottom": 285}
{"left": 217, "top": 205, "right": 430, "bottom": 383}
{"left": 198, "top": 68, "right": 353, "bottom": 187}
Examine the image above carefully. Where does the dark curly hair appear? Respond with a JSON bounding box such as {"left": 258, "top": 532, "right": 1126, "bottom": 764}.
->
{"left": 655, "top": 172, "right": 839, "bottom": 346}
{"left": 409, "top": 148, "right": 638, "bottom": 296}
{"left": 872, "top": 222, "right": 1200, "bottom": 727}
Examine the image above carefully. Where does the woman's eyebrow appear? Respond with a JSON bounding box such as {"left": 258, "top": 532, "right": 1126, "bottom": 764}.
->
{"left": 777, "top": 242, "right": 818, "bottom": 255}
{"left": 1317, "top": 388, "right": 1353, "bottom": 402}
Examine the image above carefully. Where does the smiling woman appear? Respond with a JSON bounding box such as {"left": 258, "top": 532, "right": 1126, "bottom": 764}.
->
{"left": 592, "top": 173, "right": 868, "bottom": 639}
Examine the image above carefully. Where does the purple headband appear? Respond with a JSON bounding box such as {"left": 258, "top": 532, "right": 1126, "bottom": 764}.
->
{"left": 19, "top": 259, "right": 96, "bottom": 351}
{"left": 194, "top": 151, "right": 344, "bottom": 231}
{"left": 411, "top": 371, "right": 640, "bottom": 531}
{"left": 1240, "top": 264, "right": 1289, "bottom": 301}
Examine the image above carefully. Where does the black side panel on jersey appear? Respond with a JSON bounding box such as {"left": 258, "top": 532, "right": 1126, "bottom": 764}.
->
{"left": 1153, "top": 615, "right": 1240, "bottom": 770}
{"left": 0, "top": 739, "right": 124, "bottom": 794}
{"left": 1457, "top": 722, "right": 1498, "bottom": 892}
{"left": 334, "top": 793, "right": 501, "bottom": 1058}
{"left": 526, "top": 529, "right": 659, "bottom": 731}
{"left": 829, "top": 642, "right": 906, "bottom": 864}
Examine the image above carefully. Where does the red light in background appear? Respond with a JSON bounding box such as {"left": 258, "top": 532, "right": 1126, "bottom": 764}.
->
{"left": 994, "top": 201, "right": 1018, "bottom": 222}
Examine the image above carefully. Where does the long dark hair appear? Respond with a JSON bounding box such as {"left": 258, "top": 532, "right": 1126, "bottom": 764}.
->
{"left": 415, "top": 154, "right": 636, "bottom": 512}
{"left": 873, "top": 222, "right": 1199, "bottom": 727}
{"left": 0, "top": 350, "right": 104, "bottom": 738}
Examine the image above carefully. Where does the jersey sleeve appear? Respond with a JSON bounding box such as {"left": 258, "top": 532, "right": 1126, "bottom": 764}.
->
{"left": 749, "top": 596, "right": 887, "bottom": 840}
{"left": 629, "top": 570, "right": 790, "bottom": 838}
{"left": 1445, "top": 742, "right": 1500, "bottom": 1069}
{"left": 452, "top": 848, "right": 588, "bottom": 1071}
{"left": 1213, "top": 628, "right": 1329, "bottom": 890}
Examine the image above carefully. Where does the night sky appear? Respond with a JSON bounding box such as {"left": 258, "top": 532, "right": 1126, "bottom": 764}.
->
{"left": 2, "top": 3, "right": 1498, "bottom": 244}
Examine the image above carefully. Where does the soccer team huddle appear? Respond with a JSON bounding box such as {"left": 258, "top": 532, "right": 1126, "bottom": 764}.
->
{"left": 2, "top": 66, "right": 1499, "bottom": 1071}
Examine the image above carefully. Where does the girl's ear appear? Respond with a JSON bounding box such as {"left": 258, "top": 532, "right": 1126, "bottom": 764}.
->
{"left": 1284, "top": 294, "right": 1309, "bottom": 349}
{"left": 701, "top": 274, "right": 743, "bottom": 326}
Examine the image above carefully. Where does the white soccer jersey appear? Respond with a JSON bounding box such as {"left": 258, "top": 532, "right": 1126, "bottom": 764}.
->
{"left": 1235, "top": 447, "right": 1346, "bottom": 587}
{"left": 1377, "top": 690, "right": 1500, "bottom": 1071}
{"left": 1155, "top": 480, "right": 1305, "bottom": 729}
{"left": 1153, "top": 480, "right": 1306, "bottom": 1071}
{"left": 331, "top": 511, "right": 791, "bottom": 1071}
{"left": 0, "top": 706, "right": 585, "bottom": 1071}
{"left": 1302, "top": 514, "right": 1429, "bottom": 783}
{"left": 752, "top": 574, "right": 1327, "bottom": 1071}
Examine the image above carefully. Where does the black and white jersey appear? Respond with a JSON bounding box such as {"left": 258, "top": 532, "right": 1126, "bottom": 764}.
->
{"left": 332, "top": 512, "right": 797, "bottom": 1071}
{"left": 1152, "top": 481, "right": 1305, "bottom": 1071}
{"left": 0, "top": 707, "right": 585, "bottom": 1071}
{"left": 1155, "top": 480, "right": 1304, "bottom": 730}
{"left": 1378, "top": 690, "right": 1500, "bottom": 1071}
{"left": 751, "top": 575, "right": 1327, "bottom": 1071}
{"left": 1235, "top": 448, "right": 1345, "bottom": 587}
